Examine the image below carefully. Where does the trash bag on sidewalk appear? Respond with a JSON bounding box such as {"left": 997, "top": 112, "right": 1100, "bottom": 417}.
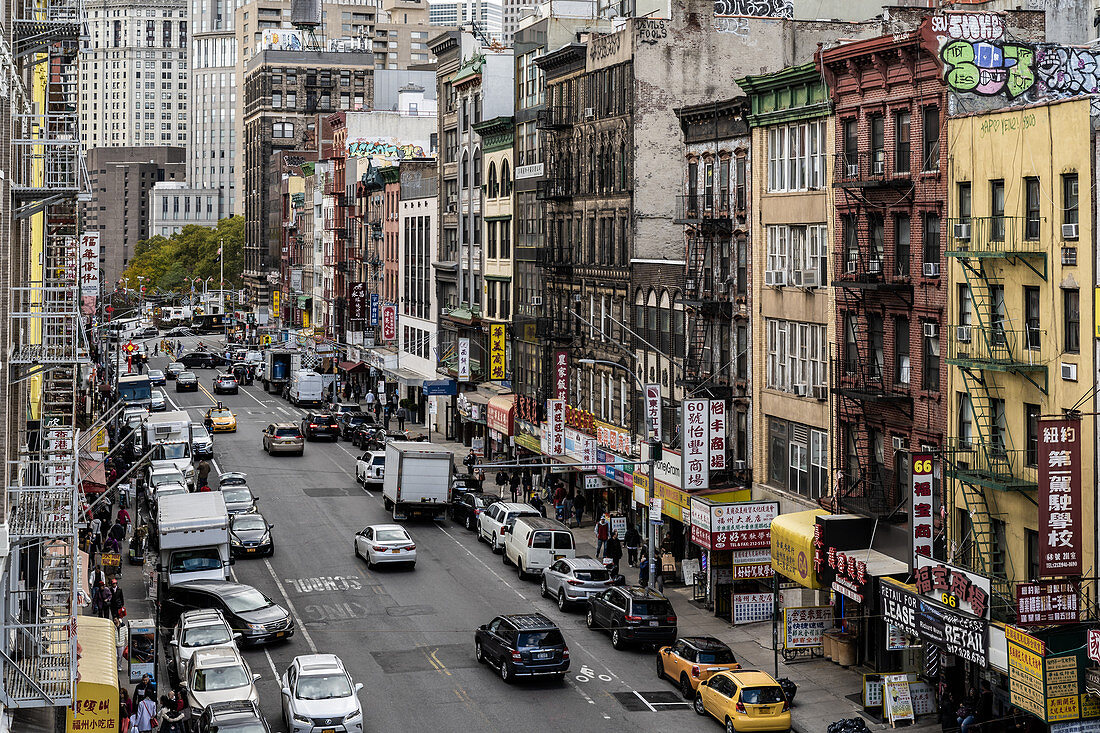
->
{"left": 827, "top": 718, "right": 872, "bottom": 733}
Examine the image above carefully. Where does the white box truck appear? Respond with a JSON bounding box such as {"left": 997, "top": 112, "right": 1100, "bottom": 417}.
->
{"left": 156, "top": 492, "right": 231, "bottom": 592}
{"left": 145, "top": 410, "right": 195, "bottom": 488}
{"left": 382, "top": 442, "right": 453, "bottom": 521}
{"left": 287, "top": 369, "right": 325, "bottom": 407}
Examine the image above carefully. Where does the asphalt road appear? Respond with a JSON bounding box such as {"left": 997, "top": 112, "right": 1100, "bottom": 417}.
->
{"left": 148, "top": 336, "right": 719, "bottom": 733}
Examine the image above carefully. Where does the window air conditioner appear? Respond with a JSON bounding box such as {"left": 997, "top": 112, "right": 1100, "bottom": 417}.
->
{"left": 685, "top": 279, "right": 696, "bottom": 291}
{"left": 733, "top": 460, "right": 746, "bottom": 470}
{"left": 716, "top": 282, "right": 728, "bottom": 294}
{"left": 793, "top": 383, "right": 809, "bottom": 397}
{"left": 923, "top": 262, "right": 940, "bottom": 277}
{"left": 953, "top": 222, "right": 971, "bottom": 240}
{"left": 584, "top": 107, "right": 594, "bottom": 118}
{"left": 1062, "top": 223, "right": 1079, "bottom": 240}
{"left": 1061, "top": 362, "right": 1078, "bottom": 381}
{"left": 800, "top": 270, "right": 819, "bottom": 288}
{"left": 956, "top": 325, "right": 971, "bottom": 343}
{"left": 868, "top": 259, "right": 882, "bottom": 274}
{"left": 873, "top": 160, "right": 885, "bottom": 175}
{"left": 772, "top": 270, "right": 786, "bottom": 287}
{"left": 846, "top": 164, "right": 858, "bottom": 177}
{"left": 923, "top": 322, "right": 938, "bottom": 338}
{"left": 812, "top": 384, "right": 828, "bottom": 400}
{"left": 531, "top": 296, "right": 543, "bottom": 306}
{"left": 892, "top": 436, "right": 906, "bottom": 451}
{"left": 846, "top": 260, "right": 857, "bottom": 274}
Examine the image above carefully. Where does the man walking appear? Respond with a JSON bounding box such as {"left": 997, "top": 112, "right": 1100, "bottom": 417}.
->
{"left": 625, "top": 525, "right": 641, "bottom": 567}
{"left": 595, "top": 514, "right": 610, "bottom": 559}
{"left": 396, "top": 405, "right": 407, "bottom": 431}
{"left": 573, "top": 491, "right": 587, "bottom": 527}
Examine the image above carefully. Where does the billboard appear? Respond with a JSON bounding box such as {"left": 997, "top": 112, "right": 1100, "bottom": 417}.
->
{"left": 1038, "top": 418, "right": 1082, "bottom": 576}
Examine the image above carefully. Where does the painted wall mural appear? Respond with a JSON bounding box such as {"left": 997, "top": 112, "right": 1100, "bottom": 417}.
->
{"left": 345, "top": 138, "right": 429, "bottom": 165}
{"left": 713, "top": 0, "right": 792, "bottom": 19}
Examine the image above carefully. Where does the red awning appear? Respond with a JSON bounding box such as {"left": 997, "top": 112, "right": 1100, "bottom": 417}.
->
{"left": 78, "top": 452, "right": 107, "bottom": 495}
{"left": 338, "top": 361, "right": 366, "bottom": 373}
{"left": 487, "top": 394, "right": 516, "bottom": 437}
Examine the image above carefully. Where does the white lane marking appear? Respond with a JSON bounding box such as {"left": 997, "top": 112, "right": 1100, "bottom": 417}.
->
{"left": 633, "top": 690, "right": 659, "bottom": 713}
{"left": 435, "top": 524, "right": 526, "bottom": 601}
{"left": 261, "top": 557, "right": 319, "bottom": 654}
{"left": 332, "top": 442, "right": 375, "bottom": 496}
{"left": 230, "top": 564, "right": 282, "bottom": 682}
{"left": 239, "top": 385, "right": 269, "bottom": 408}
{"left": 276, "top": 406, "right": 290, "bottom": 416}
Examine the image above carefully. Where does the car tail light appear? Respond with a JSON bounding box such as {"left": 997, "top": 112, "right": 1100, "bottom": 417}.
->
{"left": 372, "top": 545, "right": 386, "bottom": 552}
{"left": 624, "top": 615, "right": 641, "bottom": 622}
{"left": 528, "top": 535, "right": 534, "bottom": 547}
{"left": 309, "top": 423, "right": 318, "bottom": 428}
{"left": 691, "top": 665, "right": 700, "bottom": 678}
{"left": 566, "top": 579, "right": 584, "bottom": 586}
{"left": 667, "top": 615, "right": 677, "bottom": 625}
{"left": 782, "top": 700, "right": 790, "bottom": 712}
{"left": 404, "top": 545, "right": 415, "bottom": 551}
{"left": 511, "top": 651, "right": 523, "bottom": 662}
{"left": 735, "top": 702, "right": 746, "bottom": 714}
{"left": 562, "top": 649, "right": 569, "bottom": 659}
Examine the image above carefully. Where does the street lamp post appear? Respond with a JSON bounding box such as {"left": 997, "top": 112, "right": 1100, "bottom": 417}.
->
{"left": 578, "top": 358, "right": 658, "bottom": 590}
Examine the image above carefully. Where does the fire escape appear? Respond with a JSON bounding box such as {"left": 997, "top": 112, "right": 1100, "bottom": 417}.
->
{"left": 832, "top": 151, "right": 915, "bottom": 517}
{"left": 944, "top": 214, "right": 1046, "bottom": 613}
{"left": 3, "top": 0, "right": 89, "bottom": 707}
{"left": 325, "top": 159, "right": 347, "bottom": 334}
{"left": 534, "top": 103, "right": 574, "bottom": 349}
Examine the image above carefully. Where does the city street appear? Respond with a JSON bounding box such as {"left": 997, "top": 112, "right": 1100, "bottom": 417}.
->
{"left": 150, "top": 337, "right": 717, "bottom": 733}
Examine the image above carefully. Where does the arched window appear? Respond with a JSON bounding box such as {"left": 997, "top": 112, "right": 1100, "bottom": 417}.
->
{"left": 461, "top": 151, "right": 469, "bottom": 189}
{"left": 659, "top": 290, "right": 672, "bottom": 357}
{"left": 588, "top": 142, "right": 596, "bottom": 193}
{"left": 487, "top": 161, "right": 498, "bottom": 198}
{"left": 619, "top": 141, "right": 628, "bottom": 189}
{"left": 501, "top": 159, "right": 512, "bottom": 196}
{"left": 646, "top": 289, "right": 659, "bottom": 352}
{"left": 473, "top": 149, "right": 482, "bottom": 188}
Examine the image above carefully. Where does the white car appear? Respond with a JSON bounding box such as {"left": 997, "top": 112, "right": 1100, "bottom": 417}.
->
{"left": 148, "top": 466, "right": 188, "bottom": 494}
{"left": 477, "top": 502, "right": 541, "bottom": 553}
{"left": 354, "top": 451, "right": 385, "bottom": 486}
{"left": 281, "top": 655, "right": 363, "bottom": 733}
{"left": 353, "top": 524, "right": 416, "bottom": 569}
{"left": 183, "top": 646, "right": 260, "bottom": 713}
{"left": 150, "top": 389, "right": 167, "bottom": 412}
{"left": 168, "top": 609, "right": 238, "bottom": 678}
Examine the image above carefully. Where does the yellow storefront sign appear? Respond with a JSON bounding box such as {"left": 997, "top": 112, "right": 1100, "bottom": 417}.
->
{"left": 1009, "top": 642, "right": 1044, "bottom": 681}
{"left": 1081, "top": 693, "right": 1100, "bottom": 719}
{"left": 273, "top": 290, "right": 281, "bottom": 313}
{"left": 66, "top": 616, "right": 119, "bottom": 732}
{"left": 1048, "top": 695, "right": 1080, "bottom": 723}
{"left": 770, "top": 509, "right": 827, "bottom": 589}
{"left": 631, "top": 473, "right": 749, "bottom": 522}
{"left": 1006, "top": 625, "right": 1046, "bottom": 656}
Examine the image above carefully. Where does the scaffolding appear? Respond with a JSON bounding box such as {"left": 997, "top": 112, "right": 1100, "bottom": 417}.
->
{"left": 0, "top": 0, "right": 88, "bottom": 709}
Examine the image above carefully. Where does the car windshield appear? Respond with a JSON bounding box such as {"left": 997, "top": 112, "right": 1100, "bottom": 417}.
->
{"left": 182, "top": 625, "right": 232, "bottom": 647}
{"left": 179, "top": 373, "right": 195, "bottom": 380}
{"left": 156, "top": 443, "right": 190, "bottom": 459}
{"left": 296, "top": 672, "right": 352, "bottom": 700}
{"left": 220, "top": 475, "right": 247, "bottom": 486}
{"left": 118, "top": 382, "right": 152, "bottom": 401}
{"left": 275, "top": 428, "right": 300, "bottom": 437}
{"left": 574, "top": 569, "right": 610, "bottom": 582}
{"left": 223, "top": 588, "right": 274, "bottom": 613}
{"left": 191, "top": 664, "right": 249, "bottom": 692}
{"left": 149, "top": 370, "right": 164, "bottom": 378}
{"left": 152, "top": 390, "right": 164, "bottom": 401}
{"left": 169, "top": 363, "right": 184, "bottom": 371}
{"left": 169, "top": 548, "right": 222, "bottom": 574}
{"left": 741, "top": 686, "right": 786, "bottom": 705}
{"left": 192, "top": 425, "right": 211, "bottom": 440}
{"left": 151, "top": 471, "right": 186, "bottom": 487}
{"left": 473, "top": 496, "right": 492, "bottom": 508}
{"left": 375, "top": 529, "right": 407, "bottom": 542}
{"left": 697, "top": 649, "right": 736, "bottom": 664}
{"left": 518, "top": 630, "right": 565, "bottom": 648}
{"left": 222, "top": 488, "right": 252, "bottom": 504}
{"left": 233, "top": 516, "right": 267, "bottom": 532}
{"left": 214, "top": 722, "right": 266, "bottom": 733}
{"left": 631, "top": 601, "right": 671, "bottom": 617}
{"left": 211, "top": 409, "right": 233, "bottom": 418}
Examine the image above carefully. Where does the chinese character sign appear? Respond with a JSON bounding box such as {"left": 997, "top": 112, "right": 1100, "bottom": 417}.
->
{"left": 708, "top": 400, "right": 726, "bottom": 472}
{"left": 784, "top": 606, "right": 831, "bottom": 648}
{"left": 1016, "top": 581, "right": 1079, "bottom": 626}
{"left": 682, "top": 399, "right": 709, "bottom": 490}
{"left": 546, "top": 399, "right": 565, "bottom": 457}
{"left": 272, "top": 290, "right": 281, "bottom": 314}
{"left": 1039, "top": 418, "right": 1081, "bottom": 576}
{"left": 911, "top": 453, "right": 934, "bottom": 571}
{"left": 348, "top": 283, "right": 366, "bottom": 320}
{"left": 913, "top": 557, "right": 991, "bottom": 619}
{"left": 370, "top": 293, "right": 380, "bottom": 325}
{"left": 554, "top": 350, "right": 569, "bottom": 400}
{"left": 489, "top": 323, "right": 506, "bottom": 380}
{"left": 381, "top": 305, "right": 397, "bottom": 341}
{"left": 457, "top": 338, "right": 471, "bottom": 381}
{"left": 645, "top": 384, "right": 661, "bottom": 439}
{"left": 79, "top": 231, "right": 100, "bottom": 296}
{"left": 733, "top": 593, "right": 773, "bottom": 625}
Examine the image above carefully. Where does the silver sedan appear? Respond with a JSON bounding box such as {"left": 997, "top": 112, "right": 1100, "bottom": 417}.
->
{"left": 540, "top": 556, "right": 613, "bottom": 610}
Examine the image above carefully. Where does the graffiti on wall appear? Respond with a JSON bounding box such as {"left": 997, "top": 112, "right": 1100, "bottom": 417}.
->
{"left": 713, "top": 0, "right": 792, "bottom": 19}
{"left": 930, "top": 12, "right": 1005, "bottom": 42}
{"left": 941, "top": 41, "right": 1035, "bottom": 98}
{"left": 345, "top": 138, "right": 428, "bottom": 164}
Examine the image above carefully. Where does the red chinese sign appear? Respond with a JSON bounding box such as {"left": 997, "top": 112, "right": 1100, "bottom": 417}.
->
{"left": 682, "top": 399, "right": 709, "bottom": 489}
{"left": 553, "top": 350, "right": 569, "bottom": 400}
{"left": 1016, "top": 581, "right": 1079, "bottom": 626}
{"left": 910, "top": 453, "right": 934, "bottom": 570}
{"left": 689, "top": 499, "right": 777, "bottom": 550}
{"left": 914, "top": 558, "right": 990, "bottom": 619}
{"left": 708, "top": 400, "right": 726, "bottom": 471}
{"left": 381, "top": 304, "right": 397, "bottom": 341}
{"left": 1038, "top": 418, "right": 1081, "bottom": 576}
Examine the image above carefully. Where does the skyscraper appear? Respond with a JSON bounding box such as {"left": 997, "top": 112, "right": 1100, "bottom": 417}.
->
{"left": 189, "top": 0, "right": 238, "bottom": 216}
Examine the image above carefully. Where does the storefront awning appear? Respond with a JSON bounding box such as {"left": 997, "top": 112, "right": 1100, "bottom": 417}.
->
{"left": 382, "top": 366, "right": 426, "bottom": 388}
{"left": 771, "top": 509, "right": 828, "bottom": 590}
{"left": 487, "top": 394, "right": 516, "bottom": 436}
{"left": 67, "top": 617, "right": 119, "bottom": 730}
{"left": 338, "top": 361, "right": 366, "bottom": 373}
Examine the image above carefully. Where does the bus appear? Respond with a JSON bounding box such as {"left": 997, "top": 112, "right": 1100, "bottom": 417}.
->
{"left": 116, "top": 374, "right": 153, "bottom": 409}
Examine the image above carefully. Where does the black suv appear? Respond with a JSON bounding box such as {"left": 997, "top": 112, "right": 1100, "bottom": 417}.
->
{"left": 475, "top": 613, "right": 569, "bottom": 683}
{"left": 336, "top": 411, "right": 376, "bottom": 440}
{"left": 179, "top": 351, "right": 227, "bottom": 369}
{"left": 301, "top": 411, "right": 340, "bottom": 441}
{"left": 160, "top": 580, "right": 295, "bottom": 646}
{"left": 198, "top": 700, "right": 270, "bottom": 733}
{"left": 451, "top": 491, "right": 501, "bottom": 531}
{"left": 586, "top": 586, "right": 678, "bottom": 649}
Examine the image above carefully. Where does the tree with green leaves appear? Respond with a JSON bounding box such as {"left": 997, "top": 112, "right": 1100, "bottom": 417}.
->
{"left": 122, "top": 216, "right": 244, "bottom": 293}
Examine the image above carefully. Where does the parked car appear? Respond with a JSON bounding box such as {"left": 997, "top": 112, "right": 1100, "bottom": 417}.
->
{"left": 657, "top": 637, "right": 739, "bottom": 699}
{"left": 336, "top": 411, "right": 376, "bottom": 440}
{"left": 197, "top": 701, "right": 270, "bottom": 733}
{"left": 585, "top": 586, "right": 678, "bottom": 650}
{"left": 354, "top": 524, "right": 416, "bottom": 569}
{"left": 191, "top": 423, "right": 214, "bottom": 459}
{"left": 502, "top": 516, "right": 575, "bottom": 579}
{"left": 218, "top": 471, "right": 249, "bottom": 488}
{"left": 166, "top": 362, "right": 185, "bottom": 380}
{"left": 150, "top": 389, "right": 167, "bottom": 412}
{"left": 330, "top": 402, "right": 361, "bottom": 415}
{"left": 168, "top": 608, "right": 238, "bottom": 680}
{"left": 474, "top": 613, "right": 569, "bottom": 684}
{"left": 160, "top": 580, "right": 295, "bottom": 645}
{"left": 148, "top": 369, "right": 166, "bottom": 386}
{"left": 182, "top": 645, "right": 260, "bottom": 713}
{"left": 477, "top": 502, "right": 540, "bottom": 553}
{"left": 230, "top": 513, "right": 274, "bottom": 558}
{"left": 354, "top": 451, "right": 386, "bottom": 486}
{"left": 262, "top": 423, "right": 304, "bottom": 456}
{"left": 179, "top": 352, "right": 226, "bottom": 369}
{"left": 280, "top": 655, "right": 363, "bottom": 733}
{"left": 213, "top": 374, "right": 239, "bottom": 395}
{"left": 301, "top": 412, "right": 340, "bottom": 441}
{"left": 540, "top": 557, "right": 613, "bottom": 611}
{"left": 450, "top": 491, "right": 500, "bottom": 531}
{"left": 176, "top": 371, "right": 199, "bottom": 392}
{"left": 693, "top": 669, "right": 791, "bottom": 732}
{"left": 221, "top": 485, "right": 258, "bottom": 515}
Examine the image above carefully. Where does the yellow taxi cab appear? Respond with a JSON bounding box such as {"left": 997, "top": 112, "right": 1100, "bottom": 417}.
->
{"left": 205, "top": 405, "right": 237, "bottom": 433}
{"left": 657, "top": 636, "right": 740, "bottom": 699}
{"left": 693, "top": 669, "right": 791, "bottom": 733}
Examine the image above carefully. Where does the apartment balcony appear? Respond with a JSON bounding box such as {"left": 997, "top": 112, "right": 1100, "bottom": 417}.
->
{"left": 674, "top": 194, "right": 732, "bottom": 229}
{"left": 833, "top": 255, "right": 913, "bottom": 294}
{"left": 833, "top": 152, "right": 913, "bottom": 188}
{"left": 536, "top": 316, "right": 571, "bottom": 342}
{"left": 536, "top": 178, "right": 573, "bottom": 201}
{"left": 836, "top": 367, "right": 912, "bottom": 406}
{"left": 946, "top": 324, "right": 1048, "bottom": 378}
{"left": 945, "top": 216, "right": 1048, "bottom": 269}
{"left": 944, "top": 437, "right": 1038, "bottom": 492}
{"left": 536, "top": 105, "right": 572, "bottom": 130}
{"left": 535, "top": 247, "right": 573, "bottom": 277}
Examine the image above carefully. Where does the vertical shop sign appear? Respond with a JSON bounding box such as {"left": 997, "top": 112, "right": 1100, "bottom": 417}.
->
{"left": 546, "top": 399, "right": 565, "bottom": 457}
{"left": 79, "top": 231, "right": 100, "bottom": 296}
{"left": 457, "top": 337, "right": 471, "bottom": 380}
{"left": 370, "top": 293, "right": 380, "bottom": 325}
{"left": 348, "top": 283, "right": 366, "bottom": 320}
{"left": 1039, "top": 418, "right": 1081, "bottom": 576}
{"left": 682, "top": 399, "right": 709, "bottom": 490}
{"left": 708, "top": 400, "right": 727, "bottom": 471}
{"left": 489, "top": 323, "right": 505, "bottom": 380}
{"left": 554, "top": 350, "right": 569, "bottom": 400}
{"left": 381, "top": 305, "right": 397, "bottom": 341}
{"left": 910, "top": 453, "right": 934, "bottom": 570}
{"left": 645, "top": 384, "right": 661, "bottom": 439}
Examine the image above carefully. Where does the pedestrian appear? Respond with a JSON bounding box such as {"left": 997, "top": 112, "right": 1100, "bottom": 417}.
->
{"left": 120, "top": 687, "right": 133, "bottom": 719}
{"left": 605, "top": 530, "right": 623, "bottom": 577}
{"left": 573, "top": 491, "right": 587, "bottom": 527}
{"left": 90, "top": 515, "right": 103, "bottom": 544}
{"left": 561, "top": 495, "right": 573, "bottom": 526}
{"left": 133, "top": 674, "right": 155, "bottom": 703}
{"left": 196, "top": 459, "right": 211, "bottom": 490}
{"left": 625, "top": 525, "right": 641, "bottom": 566}
{"left": 463, "top": 452, "right": 476, "bottom": 476}
{"left": 530, "top": 492, "right": 545, "bottom": 517}
{"left": 509, "top": 471, "right": 520, "bottom": 503}
{"left": 109, "top": 519, "right": 126, "bottom": 544}
{"left": 133, "top": 693, "right": 157, "bottom": 733}
{"left": 522, "top": 468, "right": 533, "bottom": 501}
{"left": 495, "top": 470, "right": 508, "bottom": 497}
{"left": 595, "top": 514, "right": 610, "bottom": 558}
{"left": 117, "top": 507, "right": 131, "bottom": 530}
{"left": 90, "top": 564, "right": 107, "bottom": 589}
{"left": 383, "top": 405, "right": 392, "bottom": 431}
{"left": 158, "top": 694, "right": 186, "bottom": 733}
{"left": 110, "top": 578, "right": 126, "bottom": 619}
{"left": 364, "top": 389, "right": 375, "bottom": 412}
{"left": 93, "top": 580, "right": 113, "bottom": 619}
{"left": 114, "top": 616, "right": 128, "bottom": 670}
{"left": 638, "top": 555, "right": 650, "bottom": 587}
{"left": 394, "top": 405, "right": 406, "bottom": 431}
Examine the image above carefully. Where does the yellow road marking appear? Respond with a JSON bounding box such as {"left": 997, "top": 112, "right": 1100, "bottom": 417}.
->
{"left": 428, "top": 648, "right": 452, "bottom": 676}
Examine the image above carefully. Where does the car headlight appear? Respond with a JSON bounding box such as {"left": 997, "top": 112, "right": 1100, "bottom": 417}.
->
{"left": 247, "top": 622, "right": 265, "bottom": 631}
{"left": 292, "top": 713, "right": 311, "bottom": 724}
{"left": 345, "top": 708, "right": 362, "bottom": 721}
{"left": 230, "top": 535, "right": 242, "bottom": 546}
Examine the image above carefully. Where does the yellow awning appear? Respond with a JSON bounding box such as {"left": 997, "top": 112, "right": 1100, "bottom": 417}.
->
{"left": 771, "top": 509, "right": 828, "bottom": 590}
{"left": 67, "top": 616, "right": 119, "bottom": 732}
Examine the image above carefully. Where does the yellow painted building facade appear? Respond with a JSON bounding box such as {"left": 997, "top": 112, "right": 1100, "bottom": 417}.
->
{"left": 945, "top": 98, "right": 1095, "bottom": 609}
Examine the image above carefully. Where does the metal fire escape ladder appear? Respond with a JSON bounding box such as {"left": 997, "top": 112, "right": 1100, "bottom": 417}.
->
{"left": 1, "top": 0, "right": 88, "bottom": 709}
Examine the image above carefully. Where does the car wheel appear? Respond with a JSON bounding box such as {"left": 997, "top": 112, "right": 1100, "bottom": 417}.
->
{"left": 501, "top": 548, "right": 511, "bottom": 566}
{"left": 541, "top": 578, "right": 549, "bottom": 598}
{"left": 516, "top": 561, "right": 526, "bottom": 580}
{"left": 492, "top": 534, "right": 500, "bottom": 553}
{"left": 611, "top": 629, "right": 625, "bottom": 650}
{"left": 586, "top": 610, "right": 597, "bottom": 629}
{"left": 354, "top": 541, "right": 362, "bottom": 559}
{"left": 725, "top": 717, "right": 736, "bottom": 733}
{"left": 475, "top": 641, "right": 484, "bottom": 663}
{"left": 693, "top": 693, "right": 706, "bottom": 716}
{"left": 656, "top": 657, "right": 665, "bottom": 680}
{"left": 557, "top": 591, "right": 568, "bottom": 612}
{"left": 680, "top": 674, "right": 694, "bottom": 700}
{"left": 500, "top": 661, "right": 513, "bottom": 684}
{"left": 465, "top": 515, "right": 474, "bottom": 530}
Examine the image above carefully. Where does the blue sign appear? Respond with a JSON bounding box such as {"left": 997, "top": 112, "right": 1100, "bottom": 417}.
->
{"left": 422, "top": 379, "right": 457, "bottom": 396}
{"left": 370, "top": 293, "right": 379, "bottom": 326}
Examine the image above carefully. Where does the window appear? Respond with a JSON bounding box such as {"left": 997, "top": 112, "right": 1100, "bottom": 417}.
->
{"left": 894, "top": 110, "right": 911, "bottom": 174}
{"left": 1063, "top": 288, "right": 1080, "bottom": 353}
{"left": 1063, "top": 173, "right": 1079, "bottom": 227}
{"left": 990, "top": 180, "right": 1005, "bottom": 240}
{"left": 922, "top": 322, "right": 939, "bottom": 391}
{"left": 869, "top": 313, "right": 883, "bottom": 382}
{"left": 957, "top": 182, "right": 971, "bottom": 222}
{"left": 842, "top": 119, "right": 857, "bottom": 170}
{"left": 843, "top": 313, "right": 858, "bottom": 375}
{"left": 922, "top": 213, "right": 940, "bottom": 269}
{"left": 766, "top": 225, "right": 827, "bottom": 285}
{"left": 895, "top": 215, "right": 910, "bottom": 277}
{"left": 894, "top": 316, "right": 910, "bottom": 385}
{"left": 735, "top": 156, "right": 747, "bottom": 210}
{"left": 719, "top": 158, "right": 730, "bottom": 211}
{"left": 957, "top": 392, "right": 973, "bottom": 448}
{"left": 765, "top": 319, "right": 827, "bottom": 394}
{"left": 1024, "top": 286, "right": 1040, "bottom": 351}
{"left": 843, "top": 215, "right": 858, "bottom": 270}
{"left": 767, "top": 120, "right": 825, "bottom": 192}
{"left": 869, "top": 215, "right": 884, "bottom": 272}
{"left": 1026, "top": 529, "right": 1039, "bottom": 580}
{"left": 1025, "top": 176, "right": 1041, "bottom": 240}
{"left": 958, "top": 284, "right": 972, "bottom": 337}
{"left": 1025, "top": 403, "right": 1040, "bottom": 466}
{"left": 767, "top": 417, "right": 827, "bottom": 499}
{"left": 870, "top": 115, "right": 885, "bottom": 173}
{"left": 922, "top": 106, "right": 939, "bottom": 170}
